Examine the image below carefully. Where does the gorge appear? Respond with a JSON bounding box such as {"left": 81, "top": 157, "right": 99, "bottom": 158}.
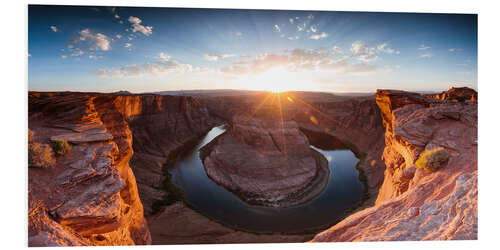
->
{"left": 27, "top": 87, "right": 477, "bottom": 246}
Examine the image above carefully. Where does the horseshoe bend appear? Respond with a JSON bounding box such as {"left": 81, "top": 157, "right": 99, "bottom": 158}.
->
{"left": 27, "top": 87, "right": 477, "bottom": 245}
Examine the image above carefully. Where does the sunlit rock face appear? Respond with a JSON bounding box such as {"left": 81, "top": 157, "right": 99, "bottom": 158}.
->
{"left": 28, "top": 92, "right": 153, "bottom": 246}
{"left": 201, "top": 113, "right": 329, "bottom": 207}
{"left": 310, "top": 88, "right": 477, "bottom": 242}
{"left": 98, "top": 94, "right": 216, "bottom": 216}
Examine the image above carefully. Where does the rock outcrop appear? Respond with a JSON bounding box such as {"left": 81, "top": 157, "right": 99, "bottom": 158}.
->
{"left": 93, "top": 94, "right": 215, "bottom": 216}
{"left": 201, "top": 114, "right": 329, "bottom": 207}
{"left": 310, "top": 89, "right": 477, "bottom": 242}
{"left": 202, "top": 92, "right": 386, "bottom": 206}
{"left": 28, "top": 92, "right": 151, "bottom": 246}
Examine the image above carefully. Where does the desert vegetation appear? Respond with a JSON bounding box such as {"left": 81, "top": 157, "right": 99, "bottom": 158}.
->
{"left": 415, "top": 147, "right": 449, "bottom": 171}
{"left": 28, "top": 129, "right": 56, "bottom": 168}
{"left": 50, "top": 139, "right": 71, "bottom": 156}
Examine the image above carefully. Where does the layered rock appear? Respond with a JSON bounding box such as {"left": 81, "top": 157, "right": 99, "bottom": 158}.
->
{"left": 201, "top": 114, "right": 329, "bottom": 207}
{"left": 310, "top": 89, "right": 477, "bottom": 242}
{"left": 28, "top": 92, "right": 151, "bottom": 246}
{"left": 94, "top": 94, "right": 215, "bottom": 216}
{"left": 202, "top": 92, "right": 386, "bottom": 206}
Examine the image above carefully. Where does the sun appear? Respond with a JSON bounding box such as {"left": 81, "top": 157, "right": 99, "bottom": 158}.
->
{"left": 237, "top": 66, "right": 312, "bottom": 93}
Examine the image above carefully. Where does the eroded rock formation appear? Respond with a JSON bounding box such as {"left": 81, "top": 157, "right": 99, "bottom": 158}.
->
{"left": 28, "top": 92, "right": 151, "bottom": 246}
{"left": 201, "top": 114, "right": 329, "bottom": 207}
{"left": 28, "top": 92, "right": 216, "bottom": 246}
{"left": 202, "top": 92, "right": 386, "bottom": 207}
{"left": 310, "top": 88, "right": 477, "bottom": 241}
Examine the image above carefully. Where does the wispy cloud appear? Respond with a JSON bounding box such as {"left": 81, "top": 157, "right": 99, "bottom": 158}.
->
{"left": 219, "top": 47, "right": 390, "bottom": 76}
{"left": 96, "top": 53, "right": 193, "bottom": 78}
{"left": 420, "top": 53, "right": 432, "bottom": 58}
{"left": 289, "top": 18, "right": 294, "bottom": 24}
{"left": 287, "top": 36, "right": 300, "bottom": 40}
{"left": 449, "top": 48, "right": 456, "bottom": 52}
{"left": 124, "top": 43, "right": 132, "bottom": 48}
{"left": 114, "top": 14, "right": 120, "bottom": 19}
{"left": 50, "top": 26, "right": 58, "bottom": 32}
{"left": 203, "top": 53, "right": 236, "bottom": 61}
{"left": 128, "top": 16, "right": 153, "bottom": 36}
{"left": 418, "top": 45, "right": 431, "bottom": 50}
{"left": 310, "top": 32, "right": 328, "bottom": 40}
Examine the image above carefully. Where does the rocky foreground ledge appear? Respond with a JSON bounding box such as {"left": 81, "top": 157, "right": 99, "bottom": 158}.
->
{"left": 311, "top": 88, "right": 477, "bottom": 241}
{"left": 201, "top": 114, "right": 329, "bottom": 207}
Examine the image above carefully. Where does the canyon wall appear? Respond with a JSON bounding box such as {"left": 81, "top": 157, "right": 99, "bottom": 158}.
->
{"left": 28, "top": 92, "right": 151, "bottom": 246}
{"left": 202, "top": 92, "right": 386, "bottom": 205}
{"left": 310, "top": 89, "right": 477, "bottom": 241}
{"left": 28, "top": 92, "right": 216, "bottom": 246}
{"left": 95, "top": 94, "right": 215, "bottom": 216}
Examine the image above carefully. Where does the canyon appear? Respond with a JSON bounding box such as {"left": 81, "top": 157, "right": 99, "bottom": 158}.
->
{"left": 27, "top": 87, "right": 477, "bottom": 245}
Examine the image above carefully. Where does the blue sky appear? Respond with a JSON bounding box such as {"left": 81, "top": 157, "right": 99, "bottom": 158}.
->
{"left": 28, "top": 5, "right": 477, "bottom": 93}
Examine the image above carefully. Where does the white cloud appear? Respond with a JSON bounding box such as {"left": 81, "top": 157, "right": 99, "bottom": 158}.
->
{"left": 310, "top": 32, "right": 328, "bottom": 40}
{"left": 61, "top": 55, "right": 67, "bottom": 59}
{"left": 419, "top": 45, "right": 431, "bottom": 50}
{"left": 96, "top": 69, "right": 124, "bottom": 78}
{"left": 116, "top": 34, "right": 122, "bottom": 39}
{"left": 297, "top": 23, "right": 306, "bottom": 31}
{"left": 219, "top": 48, "right": 386, "bottom": 76}
{"left": 203, "top": 53, "right": 235, "bottom": 61}
{"left": 420, "top": 53, "right": 432, "bottom": 58}
{"left": 310, "top": 25, "right": 317, "bottom": 33}
{"left": 287, "top": 36, "right": 300, "bottom": 40}
{"left": 114, "top": 14, "right": 120, "bottom": 19}
{"left": 96, "top": 53, "right": 193, "bottom": 78}
{"left": 332, "top": 46, "right": 343, "bottom": 54}
{"left": 124, "top": 43, "right": 132, "bottom": 48}
{"left": 78, "top": 29, "right": 111, "bottom": 51}
{"left": 289, "top": 18, "right": 294, "bottom": 24}
{"left": 128, "top": 16, "right": 153, "bottom": 36}
{"left": 274, "top": 24, "right": 281, "bottom": 32}
{"left": 50, "top": 26, "right": 58, "bottom": 32}
{"left": 235, "top": 31, "right": 242, "bottom": 36}
{"left": 449, "top": 48, "right": 456, "bottom": 52}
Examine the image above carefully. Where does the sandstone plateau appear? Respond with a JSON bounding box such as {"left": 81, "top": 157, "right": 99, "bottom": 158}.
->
{"left": 201, "top": 114, "right": 329, "bottom": 207}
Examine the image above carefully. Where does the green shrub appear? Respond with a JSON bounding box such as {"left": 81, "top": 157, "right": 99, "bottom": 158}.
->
{"left": 415, "top": 147, "right": 449, "bottom": 172}
{"left": 29, "top": 142, "right": 56, "bottom": 168}
{"left": 50, "top": 139, "right": 72, "bottom": 156}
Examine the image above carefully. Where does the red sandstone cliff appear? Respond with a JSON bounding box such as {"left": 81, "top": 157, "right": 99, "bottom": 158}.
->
{"left": 27, "top": 92, "right": 214, "bottom": 246}
{"left": 310, "top": 88, "right": 477, "bottom": 241}
{"left": 202, "top": 92, "right": 386, "bottom": 206}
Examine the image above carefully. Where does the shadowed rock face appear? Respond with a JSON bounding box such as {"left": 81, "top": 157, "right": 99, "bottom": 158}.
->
{"left": 201, "top": 92, "right": 386, "bottom": 207}
{"left": 202, "top": 114, "right": 329, "bottom": 207}
{"left": 310, "top": 89, "right": 477, "bottom": 242}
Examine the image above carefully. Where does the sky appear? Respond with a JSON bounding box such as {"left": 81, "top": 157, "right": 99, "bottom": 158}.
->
{"left": 28, "top": 5, "right": 478, "bottom": 93}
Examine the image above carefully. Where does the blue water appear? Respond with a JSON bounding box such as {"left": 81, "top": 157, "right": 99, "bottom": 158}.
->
{"left": 169, "top": 125, "right": 364, "bottom": 232}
